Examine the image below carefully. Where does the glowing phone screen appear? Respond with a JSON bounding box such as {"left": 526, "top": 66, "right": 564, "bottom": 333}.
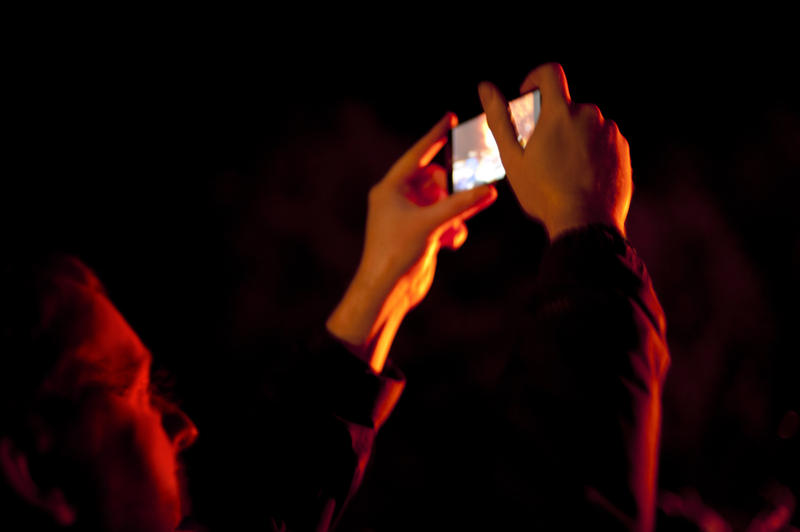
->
{"left": 451, "top": 90, "right": 541, "bottom": 192}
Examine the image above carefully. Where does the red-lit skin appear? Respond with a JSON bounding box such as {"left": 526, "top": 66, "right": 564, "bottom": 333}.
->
{"left": 327, "top": 113, "right": 498, "bottom": 372}
{"left": 42, "top": 282, "right": 198, "bottom": 532}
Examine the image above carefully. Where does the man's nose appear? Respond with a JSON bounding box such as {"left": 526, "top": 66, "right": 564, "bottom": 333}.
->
{"left": 161, "top": 402, "right": 199, "bottom": 452}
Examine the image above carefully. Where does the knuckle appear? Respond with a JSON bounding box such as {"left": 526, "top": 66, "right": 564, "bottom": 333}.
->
{"left": 579, "top": 103, "right": 603, "bottom": 121}
{"left": 606, "top": 119, "right": 627, "bottom": 143}
{"left": 547, "top": 62, "right": 565, "bottom": 79}
{"left": 367, "top": 184, "right": 382, "bottom": 202}
{"left": 570, "top": 103, "right": 604, "bottom": 127}
{"left": 526, "top": 62, "right": 563, "bottom": 85}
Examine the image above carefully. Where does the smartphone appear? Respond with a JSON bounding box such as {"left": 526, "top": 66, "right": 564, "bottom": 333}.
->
{"left": 447, "top": 90, "right": 541, "bottom": 194}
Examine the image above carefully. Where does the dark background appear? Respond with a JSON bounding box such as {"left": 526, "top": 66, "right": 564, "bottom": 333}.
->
{"left": 5, "top": 25, "right": 799, "bottom": 530}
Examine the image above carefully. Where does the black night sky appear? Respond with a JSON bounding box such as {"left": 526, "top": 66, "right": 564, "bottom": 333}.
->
{"left": 5, "top": 23, "right": 799, "bottom": 530}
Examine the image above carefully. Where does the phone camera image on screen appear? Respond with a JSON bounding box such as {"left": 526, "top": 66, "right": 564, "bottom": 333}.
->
{"left": 451, "top": 90, "right": 541, "bottom": 193}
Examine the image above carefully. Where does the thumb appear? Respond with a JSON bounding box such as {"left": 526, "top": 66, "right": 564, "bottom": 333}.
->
{"left": 424, "top": 184, "right": 497, "bottom": 228}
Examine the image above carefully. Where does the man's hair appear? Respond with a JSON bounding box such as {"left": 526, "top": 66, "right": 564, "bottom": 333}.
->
{"left": 0, "top": 254, "right": 108, "bottom": 530}
{"left": 0, "top": 253, "right": 106, "bottom": 438}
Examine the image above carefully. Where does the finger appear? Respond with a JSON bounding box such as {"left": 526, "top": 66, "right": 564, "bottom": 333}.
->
{"left": 440, "top": 219, "right": 468, "bottom": 250}
{"left": 424, "top": 184, "right": 497, "bottom": 228}
{"left": 606, "top": 119, "right": 625, "bottom": 140}
{"left": 386, "top": 113, "right": 458, "bottom": 184}
{"left": 607, "top": 119, "right": 632, "bottom": 163}
{"left": 574, "top": 102, "right": 604, "bottom": 126}
{"left": 407, "top": 164, "right": 448, "bottom": 206}
{"left": 407, "top": 163, "right": 447, "bottom": 189}
{"left": 478, "top": 81, "right": 524, "bottom": 175}
{"left": 519, "top": 62, "right": 572, "bottom": 110}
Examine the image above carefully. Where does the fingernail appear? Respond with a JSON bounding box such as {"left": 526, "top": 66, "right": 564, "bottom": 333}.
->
{"left": 478, "top": 82, "right": 493, "bottom": 106}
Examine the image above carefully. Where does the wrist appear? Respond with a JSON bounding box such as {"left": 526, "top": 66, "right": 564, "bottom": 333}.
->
{"left": 326, "top": 264, "right": 401, "bottom": 348}
{"left": 544, "top": 209, "right": 625, "bottom": 242}
{"left": 326, "top": 285, "right": 380, "bottom": 349}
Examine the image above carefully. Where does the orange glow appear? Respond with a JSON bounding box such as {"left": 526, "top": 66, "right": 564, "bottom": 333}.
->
{"left": 419, "top": 137, "right": 447, "bottom": 168}
{"left": 635, "top": 328, "right": 667, "bottom": 532}
{"left": 643, "top": 377, "right": 661, "bottom": 530}
{"left": 438, "top": 220, "right": 464, "bottom": 250}
{"left": 367, "top": 242, "right": 438, "bottom": 373}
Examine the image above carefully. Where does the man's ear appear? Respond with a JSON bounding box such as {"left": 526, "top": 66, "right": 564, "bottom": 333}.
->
{"left": 0, "top": 436, "right": 76, "bottom": 526}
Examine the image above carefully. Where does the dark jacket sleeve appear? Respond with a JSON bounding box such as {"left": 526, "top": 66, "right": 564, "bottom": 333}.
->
{"left": 262, "top": 331, "right": 405, "bottom": 532}
{"left": 500, "top": 224, "right": 670, "bottom": 532}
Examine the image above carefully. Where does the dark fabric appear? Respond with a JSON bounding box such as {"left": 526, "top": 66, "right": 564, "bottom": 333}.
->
{"left": 193, "top": 331, "right": 404, "bottom": 532}
{"left": 195, "top": 223, "right": 667, "bottom": 532}
{"left": 493, "top": 224, "right": 670, "bottom": 531}
{"left": 271, "top": 333, "right": 405, "bottom": 532}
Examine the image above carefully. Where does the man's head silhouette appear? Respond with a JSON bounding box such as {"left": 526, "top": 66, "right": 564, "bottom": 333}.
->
{"left": 0, "top": 255, "right": 198, "bottom": 531}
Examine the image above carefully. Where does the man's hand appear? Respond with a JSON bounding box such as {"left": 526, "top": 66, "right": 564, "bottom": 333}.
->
{"left": 479, "top": 63, "right": 632, "bottom": 240}
{"left": 327, "top": 113, "right": 497, "bottom": 372}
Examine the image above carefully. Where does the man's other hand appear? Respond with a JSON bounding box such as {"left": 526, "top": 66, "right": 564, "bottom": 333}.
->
{"left": 479, "top": 63, "right": 632, "bottom": 240}
{"left": 327, "top": 113, "right": 496, "bottom": 372}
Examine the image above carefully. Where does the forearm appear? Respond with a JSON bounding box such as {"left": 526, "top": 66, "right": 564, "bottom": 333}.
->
{"left": 326, "top": 261, "right": 416, "bottom": 374}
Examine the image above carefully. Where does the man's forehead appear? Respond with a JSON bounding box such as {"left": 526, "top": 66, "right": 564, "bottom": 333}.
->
{"left": 82, "top": 290, "right": 149, "bottom": 356}
{"left": 57, "top": 284, "right": 154, "bottom": 389}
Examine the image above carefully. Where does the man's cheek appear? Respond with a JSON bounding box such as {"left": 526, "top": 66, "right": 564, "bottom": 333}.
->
{"left": 67, "top": 393, "right": 130, "bottom": 455}
{"left": 135, "top": 412, "right": 183, "bottom": 524}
